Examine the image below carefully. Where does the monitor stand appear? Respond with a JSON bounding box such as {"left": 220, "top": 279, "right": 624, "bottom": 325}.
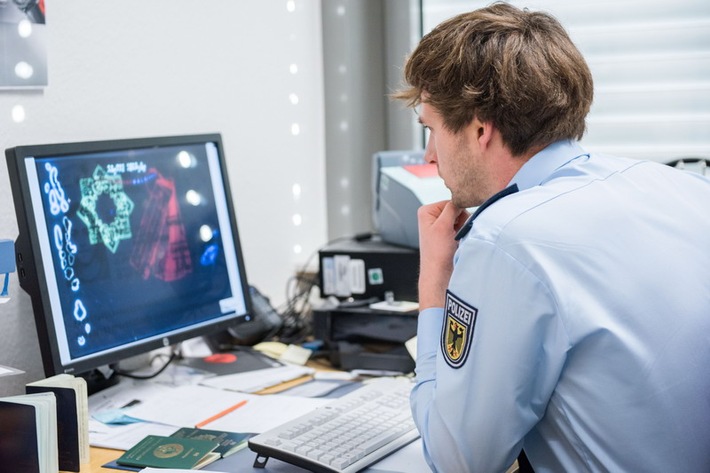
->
{"left": 80, "top": 365, "right": 120, "bottom": 396}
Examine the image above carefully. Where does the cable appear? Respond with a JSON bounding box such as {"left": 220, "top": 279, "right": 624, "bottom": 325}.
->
{"left": 113, "top": 350, "right": 178, "bottom": 380}
{"left": 275, "top": 232, "right": 375, "bottom": 344}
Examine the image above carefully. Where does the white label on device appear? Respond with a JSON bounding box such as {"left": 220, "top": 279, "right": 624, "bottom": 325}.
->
{"left": 334, "top": 255, "right": 352, "bottom": 297}
{"left": 322, "top": 257, "right": 336, "bottom": 296}
{"left": 349, "top": 259, "right": 366, "bottom": 294}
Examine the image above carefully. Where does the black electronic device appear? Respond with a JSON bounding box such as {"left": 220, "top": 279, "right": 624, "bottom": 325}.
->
{"left": 313, "top": 306, "right": 417, "bottom": 373}
{"left": 318, "top": 236, "right": 418, "bottom": 302}
{"left": 205, "top": 285, "right": 283, "bottom": 349}
{"left": 5, "top": 134, "right": 253, "bottom": 391}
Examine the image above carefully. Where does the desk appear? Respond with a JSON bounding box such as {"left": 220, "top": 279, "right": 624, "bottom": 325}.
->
{"left": 73, "top": 359, "right": 433, "bottom": 473}
{"left": 77, "top": 447, "right": 119, "bottom": 473}
{"left": 80, "top": 441, "right": 435, "bottom": 473}
{"left": 79, "top": 443, "right": 517, "bottom": 473}
{"left": 80, "top": 444, "right": 316, "bottom": 472}
{"left": 73, "top": 368, "right": 516, "bottom": 473}
{"left": 79, "top": 441, "right": 437, "bottom": 473}
{"left": 76, "top": 367, "right": 324, "bottom": 472}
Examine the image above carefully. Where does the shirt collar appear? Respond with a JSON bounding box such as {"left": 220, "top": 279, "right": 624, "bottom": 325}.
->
{"left": 509, "top": 139, "right": 588, "bottom": 191}
{"left": 454, "top": 140, "right": 588, "bottom": 241}
{"left": 454, "top": 184, "right": 519, "bottom": 241}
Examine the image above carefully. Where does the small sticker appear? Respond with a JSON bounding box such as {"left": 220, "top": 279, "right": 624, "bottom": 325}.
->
{"left": 368, "top": 268, "right": 384, "bottom": 285}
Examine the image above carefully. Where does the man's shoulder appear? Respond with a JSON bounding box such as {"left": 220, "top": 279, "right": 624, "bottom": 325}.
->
{"left": 467, "top": 153, "right": 710, "bottom": 245}
{"left": 464, "top": 154, "right": 641, "bottom": 242}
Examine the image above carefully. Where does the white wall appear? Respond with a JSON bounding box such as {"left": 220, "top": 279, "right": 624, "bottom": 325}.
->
{"left": 0, "top": 0, "right": 327, "bottom": 395}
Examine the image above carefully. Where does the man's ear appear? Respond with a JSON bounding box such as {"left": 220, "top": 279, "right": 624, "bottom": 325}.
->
{"left": 470, "top": 118, "right": 495, "bottom": 151}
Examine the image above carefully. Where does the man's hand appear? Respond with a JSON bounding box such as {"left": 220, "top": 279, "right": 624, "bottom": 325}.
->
{"left": 417, "top": 200, "right": 470, "bottom": 310}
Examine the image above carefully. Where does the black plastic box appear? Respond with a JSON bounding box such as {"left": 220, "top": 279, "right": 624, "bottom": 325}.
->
{"left": 312, "top": 306, "right": 417, "bottom": 373}
{"left": 318, "top": 236, "right": 418, "bottom": 302}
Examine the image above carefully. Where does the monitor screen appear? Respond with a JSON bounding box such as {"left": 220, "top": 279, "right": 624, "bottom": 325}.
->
{"left": 5, "top": 134, "right": 253, "bottom": 381}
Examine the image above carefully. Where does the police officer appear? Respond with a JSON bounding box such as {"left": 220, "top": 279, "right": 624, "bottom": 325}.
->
{"left": 393, "top": 3, "right": 710, "bottom": 472}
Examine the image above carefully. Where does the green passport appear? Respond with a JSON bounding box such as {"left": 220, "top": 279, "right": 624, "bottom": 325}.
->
{"left": 116, "top": 434, "right": 220, "bottom": 470}
{"left": 170, "top": 427, "right": 254, "bottom": 457}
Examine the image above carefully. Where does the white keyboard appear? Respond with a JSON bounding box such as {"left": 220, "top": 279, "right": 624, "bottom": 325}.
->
{"left": 248, "top": 378, "right": 420, "bottom": 473}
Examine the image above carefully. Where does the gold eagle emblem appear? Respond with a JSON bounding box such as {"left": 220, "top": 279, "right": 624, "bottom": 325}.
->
{"left": 446, "top": 318, "right": 467, "bottom": 361}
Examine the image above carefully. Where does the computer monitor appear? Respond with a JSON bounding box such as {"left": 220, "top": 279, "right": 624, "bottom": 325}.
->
{"left": 5, "top": 133, "right": 253, "bottom": 388}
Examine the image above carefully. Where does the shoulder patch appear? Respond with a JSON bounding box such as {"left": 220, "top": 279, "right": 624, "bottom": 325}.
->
{"left": 441, "top": 290, "right": 478, "bottom": 368}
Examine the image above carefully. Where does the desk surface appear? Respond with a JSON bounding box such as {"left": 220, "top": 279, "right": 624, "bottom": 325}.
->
{"left": 77, "top": 447, "right": 119, "bottom": 473}
{"left": 80, "top": 442, "right": 435, "bottom": 473}
{"left": 75, "top": 359, "right": 344, "bottom": 473}
{"left": 79, "top": 445, "right": 313, "bottom": 472}
{"left": 71, "top": 361, "right": 515, "bottom": 473}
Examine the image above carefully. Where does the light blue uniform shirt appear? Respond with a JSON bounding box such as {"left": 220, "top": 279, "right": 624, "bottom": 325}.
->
{"left": 412, "top": 140, "right": 710, "bottom": 472}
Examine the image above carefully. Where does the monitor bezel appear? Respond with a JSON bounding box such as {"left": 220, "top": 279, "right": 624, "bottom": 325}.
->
{"left": 5, "top": 133, "right": 254, "bottom": 377}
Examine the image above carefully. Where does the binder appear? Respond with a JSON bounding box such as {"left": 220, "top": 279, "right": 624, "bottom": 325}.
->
{"left": 0, "top": 392, "right": 58, "bottom": 473}
{"left": 26, "top": 374, "right": 89, "bottom": 472}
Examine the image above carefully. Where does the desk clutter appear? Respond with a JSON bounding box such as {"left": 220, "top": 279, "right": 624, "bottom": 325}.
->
{"left": 79, "top": 339, "right": 425, "bottom": 472}
{"left": 0, "top": 330, "right": 423, "bottom": 472}
{"left": 113, "top": 428, "right": 253, "bottom": 471}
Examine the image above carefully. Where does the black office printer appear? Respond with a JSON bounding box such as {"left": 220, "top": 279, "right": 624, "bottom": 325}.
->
{"left": 315, "top": 236, "right": 418, "bottom": 373}
{"left": 312, "top": 304, "right": 417, "bottom": 373}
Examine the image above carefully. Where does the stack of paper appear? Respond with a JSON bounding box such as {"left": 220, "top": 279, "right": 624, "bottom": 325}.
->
{"left": 199, "top": 364, "right": 314, "bottom": 393}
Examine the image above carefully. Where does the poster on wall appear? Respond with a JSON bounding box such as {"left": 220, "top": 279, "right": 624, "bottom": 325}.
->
{"left": 0, "top": 0, "right": 47, "bottom": 88}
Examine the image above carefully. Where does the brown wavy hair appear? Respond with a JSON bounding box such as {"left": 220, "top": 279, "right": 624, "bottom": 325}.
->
{"left": 393, "top": 2, "right": 593, "bottom": 156}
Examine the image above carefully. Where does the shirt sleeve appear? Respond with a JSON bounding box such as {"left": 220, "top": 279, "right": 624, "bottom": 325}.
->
{"left": 410, "top": 238, "right": 570, "bottom": 473}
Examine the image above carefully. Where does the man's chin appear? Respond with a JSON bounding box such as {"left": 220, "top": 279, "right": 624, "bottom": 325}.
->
{"left": 451, "top": 196, "right": 477, "bottom": 209}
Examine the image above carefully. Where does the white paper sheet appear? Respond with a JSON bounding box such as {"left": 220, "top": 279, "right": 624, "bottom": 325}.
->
{"left": 89, "top": 419, "right": 178, "bottom": 450}
{"left": 199, "top": 364, "right": 315, "bottom": 393}
{"left": 114, "top": 383, "right": 328, "bottom": 434}
{"left": 124, "top": 384, "right": 254, "bottom": 427}
{"left": 204, "top": 394, "right": 329, "bottom": 433}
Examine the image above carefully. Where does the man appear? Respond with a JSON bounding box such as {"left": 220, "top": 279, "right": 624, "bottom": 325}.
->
{"left": 393, "top": 3, "right": 710, "bottom": 472}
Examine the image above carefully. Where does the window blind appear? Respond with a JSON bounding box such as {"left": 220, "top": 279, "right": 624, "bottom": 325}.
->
{"left": 422, "top": 0, "right": 710, "bottom": 163}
